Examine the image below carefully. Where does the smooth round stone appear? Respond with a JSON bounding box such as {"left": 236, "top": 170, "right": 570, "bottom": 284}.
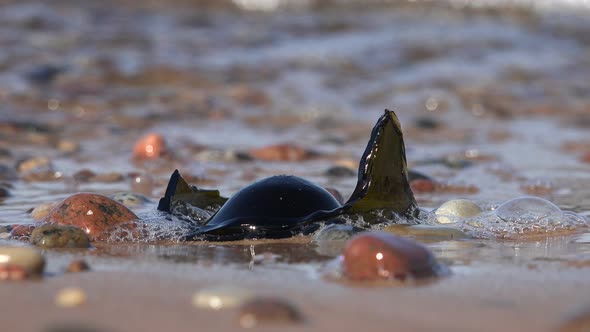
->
{"left": 435, "top": 199, "right": 482, "bottom": 224}
{"left": 133, "top": 133, "right": 167, "bottom": 160}
{"left": 43, "top": 193, "right": 139, "bottom": 241}
{"left": 111, "top": 192, "right": 150, "bottom": 208}
{"left": 495, "top": 196, "right": 561, "bottom": 224}
{"left": 238, "top": 297, "right": 303, "bottom": 328}
{"left": 0, "top": 247, "right": 45, "bottom": 275}
{"left": 192, "top": 286, "right": 253, "bottom": 310}
{"left": 342, "top": 232, "right": 439, "bottom": 282}
{"left": 55, "top": 287, "right": 87, "bottom": 308}
{"left": 383, "top": 224, "right": 470, "bottom": 240}
{"left": 31, "top": 225, "right": 91, "bottom": 248}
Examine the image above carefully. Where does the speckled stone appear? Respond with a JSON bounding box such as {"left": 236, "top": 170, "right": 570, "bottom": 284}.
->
{"left": 342, "top": 232, "right": 439, "bottom": 282}
{"left": 0, "top": 246, "right": 45, "bottom": 276}
{"left": 43, "top": 193, "right": 139, "bottom": 241}
{"left": 31, "top": 225, "right": 91, "bottom": 248}
{"left": 238, "top": 297, "right": 303, "bottom": 328}
{"left": 435, "top": 199, "right": 482, "bottom": 224}
{"left": 383, "top": 224, "right": 470, "bottom": 240}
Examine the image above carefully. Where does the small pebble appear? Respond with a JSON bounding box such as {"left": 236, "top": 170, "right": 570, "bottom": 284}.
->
{"left": 0, "top": 246, "right": 45, "bottom": 276}
{"left": 435, "top": 199, "right": 482, "bottom": 224}
{"left": 133, "top": 133, "right": 167, "bottom": 159}
{"left": 73, "top": 169, "right": 96, "bottom": 182}
{"left": 238, "top": 297, "right": 303, "bottom": 328}
{"left": 192, "top": 286, "right": 253, "bottom": 310}
{"left": 0, "top": 264, "right": 29, "bottom": 281}
{"left": 31, "top": 225, "right": 91, "bottom": 248}
{"left": 43, "top": 193, "right": 139, "bottom": 241}
{"left": 342, "top": 231, "right": 440, "bottom": 282}
{"left": 66, "top": 260, "right": 90, "bottom": 273}
{"left": 55, "top": 287, "right": 87, "bottom": 308}
{"left": 91, "top": 172, "right": 124, "bottom": 183}
{"left": 16, "top": 156, "right": 53, "bottom": 174}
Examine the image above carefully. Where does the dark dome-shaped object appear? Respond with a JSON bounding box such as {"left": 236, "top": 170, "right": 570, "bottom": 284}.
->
{"left": 159, "top": 109, "right": 419, "bottom": 241}
{"left": 193, "top": 175, "right": 343, "bottom": 239}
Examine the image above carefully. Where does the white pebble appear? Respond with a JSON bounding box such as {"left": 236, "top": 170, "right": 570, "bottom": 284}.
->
{"left": 435, "top": 199, "right": 482, "bottom": 224}
{"left": 55, "top": 287, "right": 87, "bottom": 307}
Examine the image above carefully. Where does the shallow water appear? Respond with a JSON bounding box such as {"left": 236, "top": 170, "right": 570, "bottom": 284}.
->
{"left": 1, "top": 1, "right": 590, "bottom": 323}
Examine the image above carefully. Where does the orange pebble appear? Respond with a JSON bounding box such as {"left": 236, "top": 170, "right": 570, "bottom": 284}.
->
{"left": 133, "top": 133, "right": 167, "bottom": 159}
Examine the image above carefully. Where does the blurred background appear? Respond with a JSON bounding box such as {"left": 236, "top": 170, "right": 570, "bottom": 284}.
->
{"left": 2, "top": 0, "right": 590, "bottom": 223}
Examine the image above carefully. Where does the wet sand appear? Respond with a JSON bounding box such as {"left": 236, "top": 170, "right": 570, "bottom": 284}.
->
{"left": 2, "top": 251, "right": 590, "bottom": 332}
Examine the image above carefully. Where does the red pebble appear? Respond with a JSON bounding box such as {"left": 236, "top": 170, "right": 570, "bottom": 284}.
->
{"left": 0, "top": 265, "right": 29, "bottom": 281}
{"left": 410, "top": 179, "right": 436, "bottom": 193}
{"left": 343, "top": 232, "right": 439, "bottom": 282}
{"left": 581, "top": 152, "right": 590, "bottom": 164}
{"left": 43, "top": 193, "right": 138, "bottom": 241}
{"left": 133, "top": 133, "right": 167, "bottom": 159}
